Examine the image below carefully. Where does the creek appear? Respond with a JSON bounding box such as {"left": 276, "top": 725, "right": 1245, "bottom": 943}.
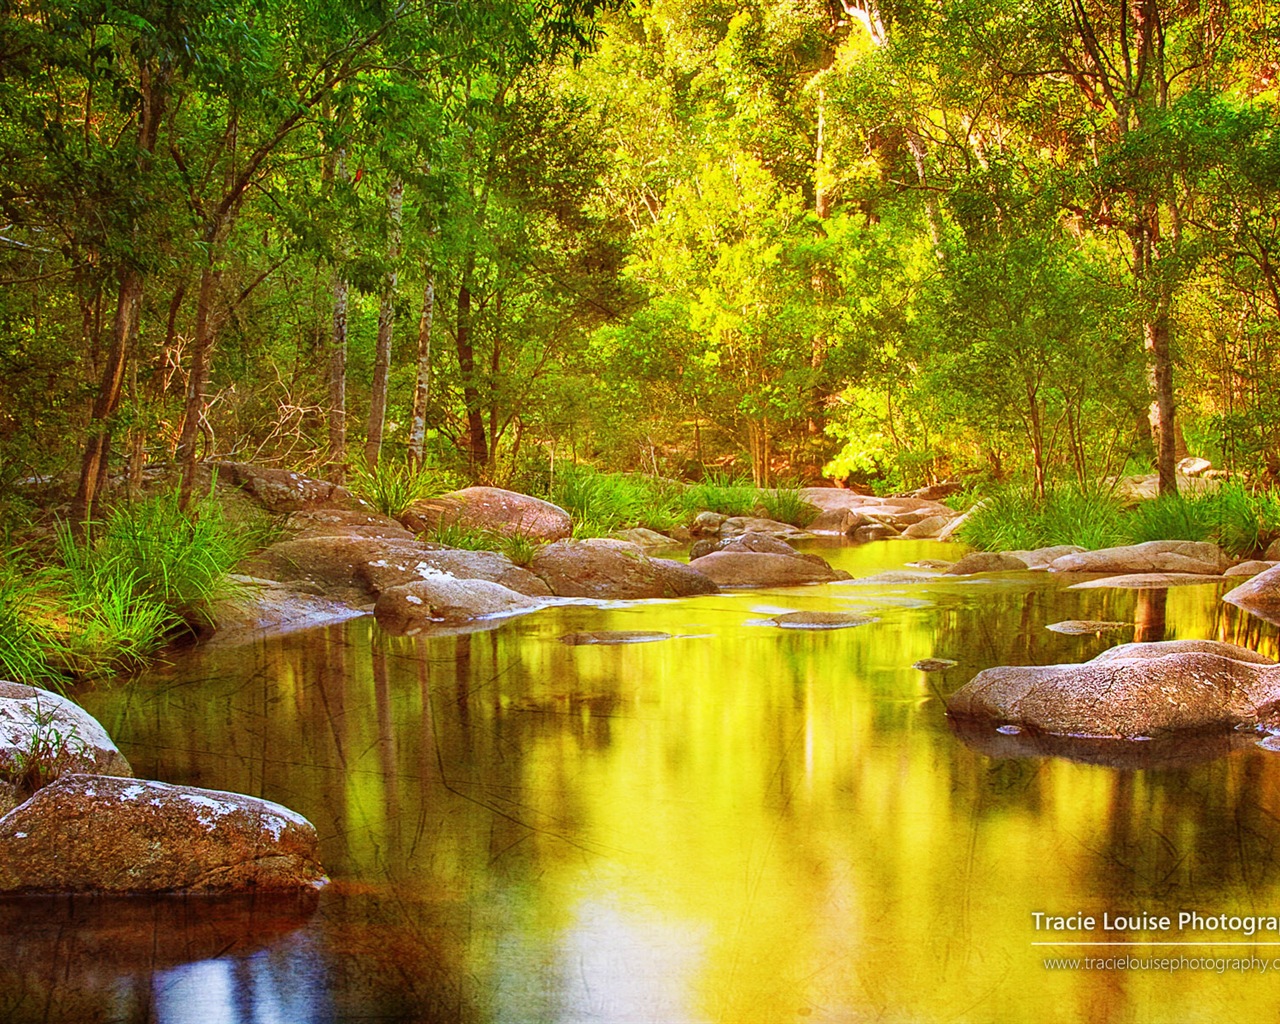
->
{"left": 7, "top": 539, "right": 1280, "bottom": 1024}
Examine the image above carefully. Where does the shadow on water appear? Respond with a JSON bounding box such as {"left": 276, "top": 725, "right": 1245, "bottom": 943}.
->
{"left": 14, "top": 540, "right": 1280, "bottom": 1023}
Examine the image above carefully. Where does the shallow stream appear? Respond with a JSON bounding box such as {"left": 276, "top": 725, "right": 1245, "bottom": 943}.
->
{"left": 8, "top": 539, "right": 1280, "bottom": 1023}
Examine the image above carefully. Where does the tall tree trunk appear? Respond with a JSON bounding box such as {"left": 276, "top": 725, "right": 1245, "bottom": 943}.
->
{"left": 407, "top": 272, "right": 435, "bottom": 467}
{"left": 178, "top": 263, "right": 223, "bottom": 509}
{"left": 1132, "top": 216, "right": 1178, "bottom": 496}
{"left": 455, "top": 253, "right": 487, "bottom": 471}
{"left": 365, "top": 176, "right": 404, "bottom": 470}
{"left": 329, "top": 273, "right": 349, "bottom": 482}
{"left": 71, "top": 61, "right": 166, "bottom": 530}
{"left": 71, "top": 267, "right": 144, "bottom": 530}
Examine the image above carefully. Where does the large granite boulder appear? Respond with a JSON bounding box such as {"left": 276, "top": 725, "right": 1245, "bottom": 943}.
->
{"left": 799, "top": 488, "right": 957, "bottom": 535}
{"left": 1224, "top": 563, "right": 1280, "bottom": 623}
{"left": 374, "top": 577, "right": 541, "bottom": 632}
{"left": 1007, "top": 545, "right": 1086, "bottom": 569}
{"left": 0, "top": 684, "right": 132, "bottom": 815}
{"left": 1049, "top": 540, "right": 1230, "bottom": 575}
{"left": 946, "top": 640, "right": 1280, "bottom": 737}
{"left": 0, "top": 774, "right": 326, "bottom": 893}
{"left": 245, "top": 534, "right": 551, "bottom": 606}
{"left": 280, "top": 507, "right": 416, "bottom": 542}
{"left": 530, "top": 540, "right": 718, "bottom": 599}
{"left": 720, "top": 531, "right": 800, "bottom": 556}
{"left": 718, "top": 517, "right": 813, "bottom": 542}
{"left": 1225, "top": 560, "right": 1279, "bottom": 578}
{"left": 399, "top": 487, "right": 571, "bottom": 541}
{"left": 212, "top": 461, "right": 364, "bottom": 513}
{"left": 688, "top": 550, "right": 848, "bottom": 588}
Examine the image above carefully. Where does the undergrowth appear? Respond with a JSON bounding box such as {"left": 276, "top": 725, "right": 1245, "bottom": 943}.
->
{"left": 350, "top": 460, "right": 462, "bottom": 518}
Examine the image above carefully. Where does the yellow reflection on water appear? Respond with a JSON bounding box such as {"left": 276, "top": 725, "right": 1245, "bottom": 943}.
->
{"left": 68, "top": 543, "right": 1280, "bottom": 1024}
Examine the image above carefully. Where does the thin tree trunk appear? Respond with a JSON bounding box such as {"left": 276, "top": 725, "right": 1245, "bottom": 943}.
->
{"left": 71, "top": 268, "right": 144, "bottom": 531}
{"left": 456, "top": 254, "right": 487, "bottom": 471}
{"left": 71, "top": 60, "right": 165, "bottom": 531}
{"left": 407, "top": 272, "right": 435, "bottom": 467}
{"left": 365, "top": 176, "right": 403, "bottom": 470}
{"left": 178, "top": 264, "right": 223, "bottom": 509}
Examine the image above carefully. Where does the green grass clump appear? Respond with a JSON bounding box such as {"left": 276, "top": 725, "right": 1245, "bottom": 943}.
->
{"left": 551, "top": 465, "right": 683, "bottom": 534}
{"left": 1121, "top": 483, "right": 1278, "bottom": 557}
{"left": 758, "top": 487, "right": 819, "bottom": 527}
{"left": 48, "top": 489, "right": 250, "bottom": 672}
{"left": 350, "top": 460, "right": 461, "bottom": 518}
{"left": 429, "top": 522, "right": 503, "bottom": 551}
{"left": 680, "top": 471, "right": 759, "bottom": 518}
{"left": 500, "top": 532, "right": 541, "bottom": 566}
{"left": 0, "top": 554, "right": 60, "bottom": 688}
{"left": 959, "top": 485, "right": 1126, "bottom": 551}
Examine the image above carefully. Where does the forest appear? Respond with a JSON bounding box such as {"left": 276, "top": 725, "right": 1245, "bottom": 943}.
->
{"left": 1, "top": 0, "right": 1278, "bottom": 514}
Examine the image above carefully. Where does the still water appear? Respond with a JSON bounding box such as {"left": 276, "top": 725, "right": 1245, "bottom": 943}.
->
{"left": 8, "top": 540, "right": 1280, "bottom": 1023}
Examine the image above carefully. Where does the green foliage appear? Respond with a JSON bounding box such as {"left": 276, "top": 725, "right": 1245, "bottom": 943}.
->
{"left": 1122, "top": 484, "right": 1280, "bottom": 558}
{"left": 958, "top": 485, "right": 1127, "bottom": 551}
{"left": 758, "top": 488, "right": 818, "bottom": 527}
{"left": 350, "top": 460, "right": 461, "bottom": 518}
{"left": 0, "top": 554, "right": 60, "bottom": 689}
{"left": 44, "top": 490, "right": 250, "bottom": 672}
{"left": 680, "top": 472, "right": 759, "bottom": 518}
{"left": 429, "top": 523, "right": 503, "bottom": 552}
{"left": 500, "top": 532, "right": 542, "bottom": 567}
{"left": 552, "top": 465, "right": 680, "bottom": 533}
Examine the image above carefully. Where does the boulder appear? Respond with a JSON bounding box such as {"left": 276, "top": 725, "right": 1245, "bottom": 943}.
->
{"left": 914, "top": 658, "right": 958, "bottom": 671}
{"left": 1067, "top": 573, "right": 1227, "bottom": 590}
{"left": 0, "top": 684, "right": 132, "bottom": 816}
{"left": 718, "top": 517, "right": 813, "bottom": 542}
{"left": 797, "top": 488, "right": 957, "bottom": 535}
{"left": 374, "top": 577, "right": 540, "bottom": 632}
{"left": 688, "top": 550, "right": 848, "bottom": 588}
{"left": 768, "top": 611, "right": 874, "bottom": 629}
{"left": 245, "top": 535, "right": 551, "bottom": 605}
{"left": 689, "top": 538, "right": 722, "bottom": 560}
{"left": 944, "top": 551, "right": 1029, "bottom": 575}
{"left": 690, "top": 511, "right": 728, "bottom": 537}
{"left": 1225, "top": 560, "right": 1280, "bottom": 578}
{"left": 720, "top": 531, "right": 798, "bottom": 556}
{"left": 1265, "top": 538, "right": 1280, "bottom": 561}
{"left": 207, "top": 580, "right": 365, "bottom": 645}
{"left": 936, "top": 510, "right": 971, "bottom": 542}
{"left": 902, "top": 515, "right": 952, "bottom": 539}
{"left": 212, "top": 461, "right": 363, "bottom": 513}
{"left": 852, "top": 524, "right": 900, "bottom": 543}
{"left": 399, "top": 487, "right": 571, "bottom": 542}
{"left": 0, "top": 774, "right": 326, "bottom": 893}
{"left": 1178, "top": 456, "right": 1213, "bottom": 477}
{"left": 1224, "top": 563, "right": 1280, "bottom": 623}
{"left": 530, "top": 540, "right": 718, "bottom": 599}
{"left": 946, "top": 640, "right": 1280, "bottom": 737}
{"left": 611, "top": 528, "right": 679, "bottom": 551}
{"left": 281, "top": 507, "right": 416, "bottom": 542}
{"left": 1007, "top": 545, "right": 1086, "bottom": 569}
{"left": 1049, "top": 540, "right": 1230, "bottom": 575}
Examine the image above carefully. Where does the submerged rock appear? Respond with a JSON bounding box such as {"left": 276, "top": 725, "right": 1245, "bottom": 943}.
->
{"left": 946, "top": 639, "right": 1280, "bottom": 738}
{"left": 767, "top": 611, "right": 874, "bottom": 629}
{"left": 948, "top": 716, "right": 1258, "bottom": 770}
{"left": 559, "top": 631, "right": 673, "bottom": 645}
{"left": 400, "top": 486, "right": 571, "bottom": 542}
{"left": 0, "top": 775, "right": 326, "bottom": 894}
{"left": 0, "top": 684, "right": 132, "bottom": 816}
{"left": 1045, "top": 620, "right": 1132, "bottom": 636}
{"left": 913, "top": 658, "right": 958, "bottom": 671}
{"left": 944, "top": 552, "right": 1028, "bottom": 575}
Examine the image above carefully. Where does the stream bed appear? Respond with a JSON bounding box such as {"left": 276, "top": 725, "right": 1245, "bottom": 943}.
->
{"left": 8, "top": 539, "right": 1280, "bottom": 1023}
